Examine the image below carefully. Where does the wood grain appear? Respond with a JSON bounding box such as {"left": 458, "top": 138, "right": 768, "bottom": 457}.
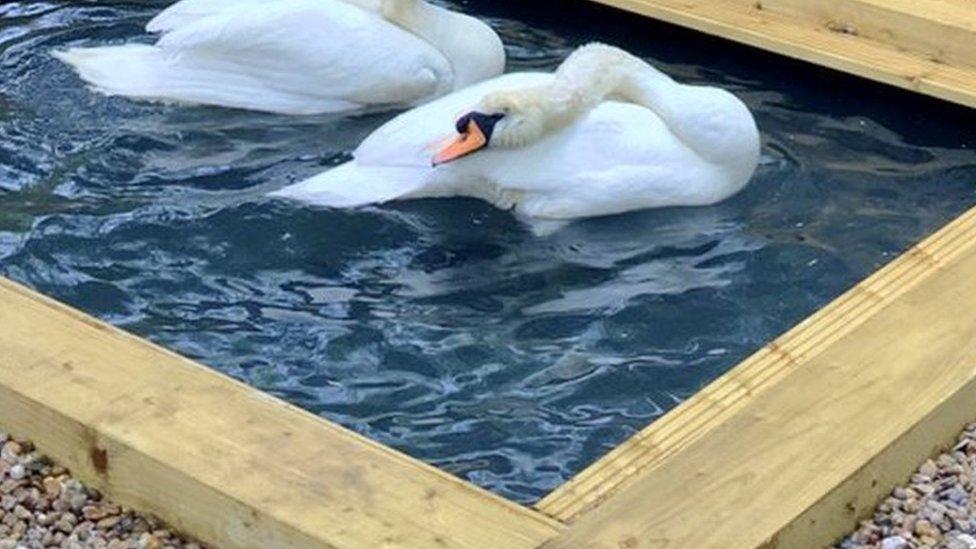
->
{"left": 540, "top": 205, "right": 976, "bottom": 546}
{"left": 583, "top": 0, "right": 976, "bottom": 108}
{"left": 751, "top": 0, "right": 976, "bottom": 68}
{"left": 0, "top": 278, "right": 563, "bottom": 549}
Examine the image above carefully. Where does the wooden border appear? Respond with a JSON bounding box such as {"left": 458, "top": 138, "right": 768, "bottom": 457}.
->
{"left": 582, "top": 0, "right": 976, "bottom": 109}
{"left": 0, "top": 277, "right": 563, "bottom": 548}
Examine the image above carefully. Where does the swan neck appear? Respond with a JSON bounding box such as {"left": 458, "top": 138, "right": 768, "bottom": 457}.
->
{"left": 546, "top": 44, "right": 759, "bottom": 171}
{"left": 546, "top": 44, "right": 676, "bottom": 127}
{"left": 383, "top": 0, "right": 504, "bottom": 90}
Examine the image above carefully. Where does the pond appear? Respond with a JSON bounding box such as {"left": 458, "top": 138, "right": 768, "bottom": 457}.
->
{"left": 1, "top": 0, "right": 975, "bottom": 503}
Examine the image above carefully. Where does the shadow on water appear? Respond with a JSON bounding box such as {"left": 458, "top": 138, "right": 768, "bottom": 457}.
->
{"left": 1, "top": 0, "right": 975, "bottom": 502}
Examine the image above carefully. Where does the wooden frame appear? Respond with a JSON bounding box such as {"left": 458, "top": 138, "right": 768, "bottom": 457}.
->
{"left": 2, "top": 0, "right": 976, "bottom": 547}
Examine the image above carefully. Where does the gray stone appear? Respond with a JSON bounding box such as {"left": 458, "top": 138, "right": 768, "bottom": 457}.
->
{"left": 947, "top": 534, "right": 976, "bottom": 549}
{"left": 7, "top": 464, "right": 24, "bottom": 481}
{"left": 946, "top": 486, "right": 970, "bottom": 505}
{"left": 880, "top": 535, "right": 908, "bottom": 549}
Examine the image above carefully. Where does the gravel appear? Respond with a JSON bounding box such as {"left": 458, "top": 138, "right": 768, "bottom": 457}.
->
{"left": 839, "top": 422, "right": 976, "bottom": 549}
{"left": 0, "top": 431, "right": 204, "bottom": 548}
{"left": 13, "top": 414, "right": 976, "bottom": 549}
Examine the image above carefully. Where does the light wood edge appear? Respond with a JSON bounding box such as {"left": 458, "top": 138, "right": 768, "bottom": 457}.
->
{"left": 772, "top": 361, "right": 976, "bottom": 548}
{"left": 0, "top": 277, "right": 564, "bottom": 548}
{"left": 754, "top": 0, "right": 976, "bottom": 69}
{"left": 537, "top": 203, "right": 976, "bottom": 522}
{"left": 542, "top": 213, "right": 976, "bottom": 547}
{"left": 581, "top": 0, "right": 976, "bottom": 109}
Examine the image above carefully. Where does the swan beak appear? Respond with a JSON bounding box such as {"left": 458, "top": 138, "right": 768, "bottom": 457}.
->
{"left": 432, "top": 120, "right": 488, "bottom": 166}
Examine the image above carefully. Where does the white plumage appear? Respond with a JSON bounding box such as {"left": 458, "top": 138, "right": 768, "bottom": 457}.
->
{"left": 272, "top": 44, "right": 761, "bottom": 232}
{"left": 53, "top": 0, "right": 505, "bottom": 114}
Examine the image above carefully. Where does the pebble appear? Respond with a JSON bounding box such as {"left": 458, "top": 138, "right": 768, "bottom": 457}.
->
{"left": 948, "top": 533, "right": 976, "bottom": 549}
{"left": 880, "top": 535, "right": 907, "bottom": 549}
{"left": 0, "top": 431, "right": 205, "bottom": 547}
{"left": 839, "top": 421, "right": 976, "bottom": 549}
{"left": 920, "top": 460, "right": 939, "bottom": 478}
{"left": 41, "top": 477, "right": 58, "bottom": 496}
{"left": 915, "top": 518, "right": 940, "bottom": 538}
{"left": 0, "top": 442, "right": 21, "bottom": 463}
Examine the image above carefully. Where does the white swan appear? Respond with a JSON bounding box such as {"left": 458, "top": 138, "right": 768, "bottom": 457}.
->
{"left": 272, "top": 43, "right": 760, "bottom": 232}
{"left": 52, "top": 0, "right": 504, "bottom": 114}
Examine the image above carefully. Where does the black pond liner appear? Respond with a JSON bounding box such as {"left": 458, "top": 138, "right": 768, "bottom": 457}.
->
{"left": 1, "top": 0, "right": 975, "bottom": 503}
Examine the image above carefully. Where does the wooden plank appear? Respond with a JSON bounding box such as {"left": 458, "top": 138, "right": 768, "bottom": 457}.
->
{"left": 0, "top": 277, "right": 563, "bottom": 549}
{"left": 583, "top": 0, "right": 976, "bottom": 109}
{"left": 539, "top": 205, "right": 976, "bottom": 547}
{"left": 750, "top": 0, "right": 976, "bottom": 68}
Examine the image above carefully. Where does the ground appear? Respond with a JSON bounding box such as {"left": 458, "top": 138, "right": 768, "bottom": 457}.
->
{"left": 840, "top": 423, "right": 976, "bottom": 549}
{"left": 0, "top": 432, "right": 203, "bottom": 549}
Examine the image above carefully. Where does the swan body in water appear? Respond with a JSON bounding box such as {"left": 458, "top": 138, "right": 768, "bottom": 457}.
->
{"left": 272, "top": 43, "right": 761, "bottom": 232}
{"left": 53, "top": 0, "right": 505, "bottom": 114}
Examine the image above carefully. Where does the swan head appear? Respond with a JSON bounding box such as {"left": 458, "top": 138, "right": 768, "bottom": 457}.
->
{"left": 432, "top": 87, "right": 556, "bottom": 165}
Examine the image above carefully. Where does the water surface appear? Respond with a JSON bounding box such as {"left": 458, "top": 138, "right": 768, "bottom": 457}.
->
{"left": 2, "top": 0, "right": 975, "bottom": 503}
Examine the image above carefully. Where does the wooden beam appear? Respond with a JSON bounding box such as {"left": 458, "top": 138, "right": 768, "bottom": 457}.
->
{"left": 583, "top": 0, "right": 976, "bottom": 109}
{"left": 750, "top": 0, "right": 976, "bottom": 69}
{"left": 0, "top": 277, "right": 563, "bottom": 549}
{"left": 539, "top": 205, "right": 976, "bottom": 547}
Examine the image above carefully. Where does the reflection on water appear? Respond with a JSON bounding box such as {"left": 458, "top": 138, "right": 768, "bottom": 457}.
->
{"left": 1, "top": 0, "right": 975, "bottom": 502}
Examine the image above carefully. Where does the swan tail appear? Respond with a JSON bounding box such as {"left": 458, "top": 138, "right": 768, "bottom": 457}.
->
{"left": 269, "top": 162, "right": 431, "bottom": 208}
{"left": 53, "top": 45, "right": 166, "bottom": 99}
{"left": 54, "top": 45, "right": 359, "bottom": 114}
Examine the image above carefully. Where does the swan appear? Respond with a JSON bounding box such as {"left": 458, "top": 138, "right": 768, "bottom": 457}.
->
{"left": 271, "top": 43, "right": 760, "bottom": 232}
{"left": 52, "top": 0, "right": 505, "bottom": 114}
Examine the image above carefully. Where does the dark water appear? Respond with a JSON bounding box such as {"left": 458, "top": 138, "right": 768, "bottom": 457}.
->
{"left": 2, "top": 0, "right": 975, "bottom": 503}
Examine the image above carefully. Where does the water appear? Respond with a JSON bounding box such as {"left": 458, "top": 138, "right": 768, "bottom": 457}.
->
{"left": 2, "top": 0, "right": 975, "bottom": 504}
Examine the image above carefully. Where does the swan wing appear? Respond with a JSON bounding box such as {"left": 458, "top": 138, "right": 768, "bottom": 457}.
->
{"left": 154, "top": 0, "right": 449, "bottom": 106}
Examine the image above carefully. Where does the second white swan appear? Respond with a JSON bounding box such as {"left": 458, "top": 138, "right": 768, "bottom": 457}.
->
{"left": 53, "top": 0, "right": 505, "bottom": 114}
{"left": 272, "top": 43, "right": 761, "bottom": 231}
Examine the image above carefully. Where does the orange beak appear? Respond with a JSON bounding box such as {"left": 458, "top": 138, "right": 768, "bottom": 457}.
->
{"left": 432, "top": 120, "right": 488, "bottom": 166}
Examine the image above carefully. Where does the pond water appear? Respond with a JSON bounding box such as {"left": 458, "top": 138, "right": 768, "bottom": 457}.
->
{"left": 2, "top": 0, "right": 975, "bottom": 503}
